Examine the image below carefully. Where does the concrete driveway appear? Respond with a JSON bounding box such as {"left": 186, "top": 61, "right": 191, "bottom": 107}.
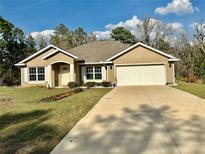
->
{"left": 51, "top": 86, "right": 205, "bottom": 154}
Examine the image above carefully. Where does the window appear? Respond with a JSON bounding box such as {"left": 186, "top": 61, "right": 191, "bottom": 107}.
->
{"left": 95, "top": 67, "right": 102, "bottom": 79}
{"left": 85, "top": 66, "right": 102, "bottom": 80}
{"left": 86, "top": 67, "right": 93, "bottom": 80}
{"left": 29, "top": 67, "right": 45, "bottom": 81}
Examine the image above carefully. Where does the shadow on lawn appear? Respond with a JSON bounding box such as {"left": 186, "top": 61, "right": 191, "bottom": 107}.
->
{"left": 53, "top": 104, "right": 205, "bottom": 154}
{"left": 0, "top": 109, "right": 58, "bottom": 154}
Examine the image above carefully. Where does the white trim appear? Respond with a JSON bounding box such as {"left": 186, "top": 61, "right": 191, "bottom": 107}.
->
{"left": 53, "top": 45, "right": 78, "bottom": 59}
{"left": 79, "top": 61, "right": 113, "bottom": 65}
{"left": 42, "top": 48, "right": 78, "bottom": 60}
{"left": 102, "top": 66, "right": 106, "bottom": 80}
{"left": 50, "top": 61, "right": 70, "bottom": 65}
{"left": 16, "top": 44, "right": 78, "bottom": 65}
{"left": 15, "top": 63, "right": 26, "bottom": 66}
{"left": 106, "top": 42, "right": 176, "bottom": 61}
{"left": 115, "top": 62, "right": 166, "bottom": 66}
{"left": 27, "top": 67, "right": 46, "bottom": 83}
{"left": 168, "top": 58, "right": 180, "bottom": 62}
{"left": 28, "top": 81, "right": 46, "bottom": 84}
{"left": 82, "top": 66, "right": 103, "bottom": 81}
{"left": 173, "top": 63, "right": 175, "bottom": 84}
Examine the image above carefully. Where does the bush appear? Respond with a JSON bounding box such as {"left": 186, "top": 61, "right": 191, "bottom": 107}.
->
{"left": 84, "top": 82, "right": 96, "bottom": 88}
{"left": 73, "top": 87, "right": 83, "bottom": 93}
{"left": 67, "top": 82, "right": 79, "bottom": 88}
{"left": 177, "top": 76, "right": 186, "bottom": 82}
{"left": 96, "top": 82, "right": 101, "bottom": 86}
{"left": 101, "top": 81, "right": 111, "bottom": 87}
{"left": 201, "top": 75, "right": 205, "bottom": 84}
{"left": 186, "top": 75, "right": 197, "bottom": 83}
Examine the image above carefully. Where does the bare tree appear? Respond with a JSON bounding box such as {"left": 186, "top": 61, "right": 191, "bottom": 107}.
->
{"left": 193, "top": 20, "right": 205, "bottom": 54}
{"left": 175, "top": 33, "right": 196, "bottom": 78}
{"left": 136, "top": 17, "right": 174, "bottom": 48}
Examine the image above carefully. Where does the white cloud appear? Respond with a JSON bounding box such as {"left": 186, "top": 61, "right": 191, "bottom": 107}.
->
{"left": 105, "top": 16, "right": 141, "bottom": 30}
{"left": 93, "top": 31, "right": 111, "bottom": 40}
{"left": 155, "top": 0, "right": 199, "bottom": 15}
{"left": 167, "top": 22, "right": 183, "bottom": 30}
{"left": 93, "top": 16, "right": 143, "bottom": 40}
{"left": 30, "top": 29, "right": 55, "bottom": 44}
{"left": 93, "top": 16, "right": 183, "bottom": 40}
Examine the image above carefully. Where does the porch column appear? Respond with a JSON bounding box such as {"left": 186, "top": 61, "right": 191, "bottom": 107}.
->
{"left": 70, "top": 63, "right": 75, "bottom": 81}
{"left": 47, "top": 64, "right": 52, "bottom": 87}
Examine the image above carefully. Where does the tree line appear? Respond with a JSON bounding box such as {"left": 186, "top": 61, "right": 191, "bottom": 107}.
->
{"left": 0, "top": 16, "right": 204, "bottom": 86}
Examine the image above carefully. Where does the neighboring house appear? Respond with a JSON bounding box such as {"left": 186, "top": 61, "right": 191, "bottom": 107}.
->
{"left": 15, "top": 40, "right": 179, "bottom": 87}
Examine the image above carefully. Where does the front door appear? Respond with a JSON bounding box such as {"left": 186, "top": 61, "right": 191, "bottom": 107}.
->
{"left": 59, "top": 64, "right": 70, "bottom": 86}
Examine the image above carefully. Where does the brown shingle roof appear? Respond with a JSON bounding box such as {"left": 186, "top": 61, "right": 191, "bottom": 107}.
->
{"left": 67, "top": 40, "right": 130, "bottom": 62}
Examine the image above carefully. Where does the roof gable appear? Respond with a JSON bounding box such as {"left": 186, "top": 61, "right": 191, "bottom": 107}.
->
{"left": 15, "top": 44, "right": 78, "bottom": 66}
{"left": 106, "top": 42, "right": 178, "bottom": 61}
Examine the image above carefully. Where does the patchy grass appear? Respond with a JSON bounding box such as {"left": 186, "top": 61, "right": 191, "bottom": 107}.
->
{"left": 0, "top": 87, "right": 111, "bottom": 154}
{"left": 174, "top": 82, "right": 205, "bottom": 99}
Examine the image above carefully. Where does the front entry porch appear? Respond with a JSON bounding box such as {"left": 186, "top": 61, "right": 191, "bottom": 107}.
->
{"left": 47, "top": 62, "right": 75, "bottom": 87}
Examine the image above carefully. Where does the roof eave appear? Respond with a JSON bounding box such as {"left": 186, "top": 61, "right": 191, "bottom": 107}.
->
{"left": 168, "top": 58, "right": 180, "bottom": 62}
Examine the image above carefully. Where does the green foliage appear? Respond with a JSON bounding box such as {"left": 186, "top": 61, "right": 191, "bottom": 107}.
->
{"left": 50, "top": 24, "right": 75, "bottom": 50}
{"left": 73, "top": 27, "right": 89, "bottom": 46}
{"left": 201, "top": 75, "right": 205, "bottom": 84}
{"left": 155, "top": 38, "right": 170, "bottom": 51}
{"left": 84, "top": 82, "right": 96, "bottom": 88}
{"left": 110, "top": 27, "right": 136, "bottom": 45}
{"left": 67, "top": 82, "right": 79, "bottom": 88}
{"left": 0, "top": 16, "right": 36, "bottom": 86}
{"left": 73, "top": 87, "right": 83, "bottom": 93}
{"left": 50, "top": 24, "right": 96, "bottom": 50}
{"left": 96, "top": 82, "right": 101, "bottom": 86}
{"left": 101, "top": 81, "right": 111, "bottom": 87}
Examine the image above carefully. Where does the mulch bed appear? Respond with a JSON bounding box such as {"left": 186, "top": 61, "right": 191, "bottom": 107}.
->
{"left": 41, "top": 90, "right": 74, "bottom": 102}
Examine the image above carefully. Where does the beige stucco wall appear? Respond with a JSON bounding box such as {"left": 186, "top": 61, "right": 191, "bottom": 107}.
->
{"left": 21, "top": 47, "right": 75, "bottom": 87}
{"left": 107, "top": 65, "right": 114, "bottom": 82}
{"left": 111, "top": 46, "right": 175, "bottom": 84}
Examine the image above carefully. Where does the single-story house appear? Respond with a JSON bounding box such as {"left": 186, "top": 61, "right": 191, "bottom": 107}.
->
{"left": 15, "top": 40, "right": 179, "bottom": 87}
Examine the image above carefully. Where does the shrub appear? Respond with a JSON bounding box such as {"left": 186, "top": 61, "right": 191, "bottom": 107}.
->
{"left": 67, "top": 82, "right": 79, "bottom": 88}
{"left": 186, "top": 75, "right": 197, "bottom": 83}
{"left": 177, "top": 76, "right": 186, "bottom": 82}
{"left": 101, "top": 81, "right": 111, "bottom": 87}
{"left": 96, "top": 82, "right": 101, "bottom": 86}
{"left": 73, "top": 87, "right": 83, "bottom": 93}
{"left": 201, "top": 75, "right": 205, "bottom": 84}
{"left": 84, "top": 82, "right": 96, "bottom": 88}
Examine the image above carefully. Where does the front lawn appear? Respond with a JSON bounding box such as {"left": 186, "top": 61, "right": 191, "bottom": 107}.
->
{"left": 174, "top": 82, "right": 205, "bottom": 99}
{"left": 0, "top": 87, "right": 111, "bottom": 154}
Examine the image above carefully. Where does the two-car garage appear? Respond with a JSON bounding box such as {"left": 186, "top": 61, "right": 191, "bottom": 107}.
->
{"left": 116, "top": 64, "right": 166, "bottom": 86}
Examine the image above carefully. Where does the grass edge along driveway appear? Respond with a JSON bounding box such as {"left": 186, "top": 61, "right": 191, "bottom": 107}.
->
{"left": 173, "top": 82, "right": 205, "bottom": 99}
{"left": 0, "top": 87, "right": 111, "bottom": 154}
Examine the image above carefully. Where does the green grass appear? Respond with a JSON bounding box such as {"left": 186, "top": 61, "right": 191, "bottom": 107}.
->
{"left": 0, "top": 87, "right": 111, "bottom": 154}
{"left": 174, "top": 82, "right": 205, "bottom": 99}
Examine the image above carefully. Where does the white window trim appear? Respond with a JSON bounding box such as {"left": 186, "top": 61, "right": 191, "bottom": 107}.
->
{"left": 28, "top": 67, "right": 46, "bottom": 83}
{"left": 84, "top": 66, "right": 103, "bottom": 80}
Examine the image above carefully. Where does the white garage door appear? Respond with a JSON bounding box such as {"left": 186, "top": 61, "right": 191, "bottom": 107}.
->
{"left": 116, "top": 65, "right": 166, "bottom": 86}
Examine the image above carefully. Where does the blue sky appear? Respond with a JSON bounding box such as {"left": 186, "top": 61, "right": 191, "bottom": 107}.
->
{"left": 1, "top": 0, "right": 204, "bottom": 39}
